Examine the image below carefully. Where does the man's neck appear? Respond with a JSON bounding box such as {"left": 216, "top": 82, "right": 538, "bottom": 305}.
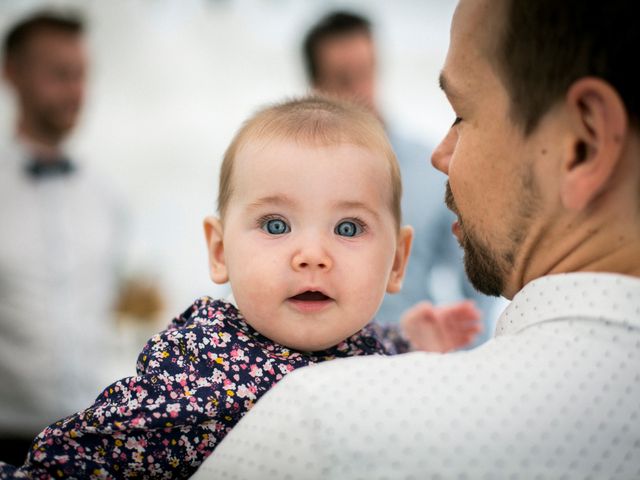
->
{"left": 17, "top": 120, "right": 65, "bottom": 159}
{"left": 545, "top": 226, "right": 640, "bottom": 277}
{"left": 505, "top": 135, "right": 640, "bottom": 297}
{"left": 511, "top": 204, "right": 640, "bottom": 298}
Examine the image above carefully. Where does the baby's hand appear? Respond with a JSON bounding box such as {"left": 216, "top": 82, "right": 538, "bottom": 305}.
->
{"left": 400, "top": 300, "right": 482, "bottom": 353}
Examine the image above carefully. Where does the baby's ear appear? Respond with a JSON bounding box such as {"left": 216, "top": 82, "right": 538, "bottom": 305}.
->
{"left": 203, "top": 216, "right": 228, "bottom": 284}
{"left": 386, "top": 225, "right": 413, "bottom": 294}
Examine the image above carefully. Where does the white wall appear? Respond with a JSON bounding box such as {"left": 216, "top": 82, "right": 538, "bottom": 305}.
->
{"left": 0, "top": 0, "right": 458, "bottom": 315}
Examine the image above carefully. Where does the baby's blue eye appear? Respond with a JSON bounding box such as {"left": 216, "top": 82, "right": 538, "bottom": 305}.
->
{"left": 263, "top": 218, "right": 290, "bottom": 235}
{"left": 335, "top": 220, "right": 362, "bottom": 237}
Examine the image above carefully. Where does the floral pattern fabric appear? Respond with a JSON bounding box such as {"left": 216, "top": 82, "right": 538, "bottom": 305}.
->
{"left": 0, "top": 297, "right": 404, "bottom": 479}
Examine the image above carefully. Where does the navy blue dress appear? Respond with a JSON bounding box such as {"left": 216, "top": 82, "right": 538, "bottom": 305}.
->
{"left": 0, "top": 297, "right": 407, "bottom": 479}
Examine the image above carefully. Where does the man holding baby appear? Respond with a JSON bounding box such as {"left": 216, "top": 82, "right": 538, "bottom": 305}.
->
{"left": 201, "top": 0, "right": 640, "bottom": 478}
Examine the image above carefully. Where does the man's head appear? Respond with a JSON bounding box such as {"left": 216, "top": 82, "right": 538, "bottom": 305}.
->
{"left": 204, "top": 96, "right": 412, "bottom": 351}
{"left": 2, "top": 11, "right": 87, "bottom": 144}
{"left": 303, "top": 11, "right": 377, "bottom": 114}
{"left": 432, "top": 0, "right": 640, "bottom": 298}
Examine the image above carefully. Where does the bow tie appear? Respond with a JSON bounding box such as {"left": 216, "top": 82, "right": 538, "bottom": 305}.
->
{"left": 26, "top": 156, "right": 75, "bottom": 179}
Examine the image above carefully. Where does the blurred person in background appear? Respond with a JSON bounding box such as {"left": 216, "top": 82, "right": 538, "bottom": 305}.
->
{"left": 303, "top": 11, "right": 497, "bottom": 346}
{"left": 0, "top": 11, "right": 162, "bottom": 464}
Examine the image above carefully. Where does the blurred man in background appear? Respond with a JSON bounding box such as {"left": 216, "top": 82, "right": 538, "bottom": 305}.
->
{"left": 303, "top": 11, "right": 496, "bottom": 343}
{"left": 0, "top": 11, "right": 127, "bottom": 463}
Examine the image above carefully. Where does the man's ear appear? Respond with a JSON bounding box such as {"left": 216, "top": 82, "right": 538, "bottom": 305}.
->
{"left": 203, "top": 216, "right": 228, "bottom": 284}
{"left": 560, "top": 77, "right": 628, "bottom": 211}
{"left": 2, "top": 54, "right": 23, "bottom": 87}
{"left": 386, "top": 225, "right": 413, "bottom": 294}
{"left": 3, "top": 60, "right": 15, "bottom": 86}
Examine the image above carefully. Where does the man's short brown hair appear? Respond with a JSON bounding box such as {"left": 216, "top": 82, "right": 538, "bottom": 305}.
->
{"left": 495, "top": 0, "right": 639, "bottom": 135}
{"left": 217, "top": 95, "right": 402, "bottom": 229}
{"left": 3, "top": 10, "right": 84, "bottom": 62}
{"left": 302, "top": 11, "right": 371, "bottom": 85}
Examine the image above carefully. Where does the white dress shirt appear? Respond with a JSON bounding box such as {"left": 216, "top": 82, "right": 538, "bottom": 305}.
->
{"left": 0, "top": 137, "right": 125, "bottom": 437}
{"left": 198, "top": 272, "right": 640, "bottom": 479}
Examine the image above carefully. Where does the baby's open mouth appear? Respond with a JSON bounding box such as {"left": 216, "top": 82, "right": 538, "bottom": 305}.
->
{"left": 289, "top": 291, "right": 331, "bottom": 301}
{"left": 287, "top": 290, "right": 333, "bottom": 313}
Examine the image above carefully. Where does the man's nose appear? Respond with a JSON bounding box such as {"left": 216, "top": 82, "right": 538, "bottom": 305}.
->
{"left": 431, "top": 128, "right": 456, "bottom": 174}
{"left": 291, "top": 242, "right": 333, "bottom": 272}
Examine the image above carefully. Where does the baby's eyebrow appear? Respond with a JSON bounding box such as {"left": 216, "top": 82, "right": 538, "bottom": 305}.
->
{"left": 246, "top": 197, "right": 381, "bottom": 218}
{"left": 247, "top": 194, "right": 295, "bottom": 210}
{"left": 334, "top": 200, "right": 381, "bottom": 220}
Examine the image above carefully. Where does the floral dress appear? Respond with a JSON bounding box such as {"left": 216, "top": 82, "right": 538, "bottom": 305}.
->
{"left": 0, "top": 297, "right": 407, "bottom": 479}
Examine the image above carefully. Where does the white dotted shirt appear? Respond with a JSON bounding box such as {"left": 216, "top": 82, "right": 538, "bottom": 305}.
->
{"left": 196, "top": 272, "right": 640, "bottom": 480}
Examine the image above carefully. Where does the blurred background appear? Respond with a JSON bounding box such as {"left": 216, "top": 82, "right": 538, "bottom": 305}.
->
{"left": 0, "top": 0, "right": 458, "bottom": 323}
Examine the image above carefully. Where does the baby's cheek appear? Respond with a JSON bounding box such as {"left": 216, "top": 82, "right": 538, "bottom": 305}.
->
{"left": 351, "top": 277, "right": 386, "bottom": 314}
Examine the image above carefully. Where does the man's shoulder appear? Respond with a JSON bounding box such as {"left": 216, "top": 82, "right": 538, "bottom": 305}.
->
{"left": 273, "top": 346, "right": 504, "bottom": 398}
{"left": 201, "top": 344, "right": 514, "bottom": 479}
{"left": 206, "top": 323, "right": 640, "bottom": 478}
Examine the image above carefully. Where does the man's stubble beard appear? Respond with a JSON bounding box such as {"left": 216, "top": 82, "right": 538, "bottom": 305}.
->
{"left": 444, "top": 171, "right": 538, "bottom": 297}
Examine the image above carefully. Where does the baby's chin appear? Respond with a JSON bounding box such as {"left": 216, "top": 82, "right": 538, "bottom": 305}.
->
{"left": 274, "top": 327, "right": 366, "bottom": 353}
{"left": 267, "top": 334, "right": 340, "bottom": 353}
{"left": 239, "top": 300, "right": 371, "bottom": 352}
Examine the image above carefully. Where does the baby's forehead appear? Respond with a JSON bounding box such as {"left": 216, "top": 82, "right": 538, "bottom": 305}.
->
{"left": 228, "top": 145, "right": 396, "bottom": 228}
{"left": 231, "top": 140, "right": 393, "bottom": 200}
{"left": 233, "top": 135, "right": 390, "bottom": 169}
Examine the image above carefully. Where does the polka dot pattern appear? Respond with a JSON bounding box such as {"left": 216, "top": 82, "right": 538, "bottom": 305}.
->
{"left": 196, "top": 273, "right": 640, "bottom": 479}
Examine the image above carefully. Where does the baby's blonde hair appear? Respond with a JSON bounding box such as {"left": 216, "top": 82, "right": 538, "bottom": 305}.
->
{"left": 217, "top": 95, "right": 402, "bottom": 229}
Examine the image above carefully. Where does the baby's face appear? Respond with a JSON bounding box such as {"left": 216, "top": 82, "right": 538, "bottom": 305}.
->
{"left": 207, "top": 138, "right": 411, "bottom": 351}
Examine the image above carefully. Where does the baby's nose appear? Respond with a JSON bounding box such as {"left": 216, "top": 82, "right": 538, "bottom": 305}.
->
{"left": 291, "top": 246, "right": 333, "bottom": 271}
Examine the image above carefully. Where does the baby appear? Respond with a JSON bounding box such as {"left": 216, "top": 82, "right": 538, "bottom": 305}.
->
{"left": 0, "top": 96, "right": 478, "bottom": 479}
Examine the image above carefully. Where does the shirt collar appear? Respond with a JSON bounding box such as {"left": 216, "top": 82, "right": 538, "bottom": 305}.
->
{"left": 12, "top": 134, "right": 75, "bottom": 168}
{"left": 495, "top": 272, "right": 640, "bottom": 337}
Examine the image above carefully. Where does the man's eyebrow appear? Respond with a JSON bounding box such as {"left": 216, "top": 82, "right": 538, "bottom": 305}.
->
{"left": 439, "top": 71, "right": 447, "bottom": 91}
{"left": 439, "top": 71, "right": 460, "bottom": 98}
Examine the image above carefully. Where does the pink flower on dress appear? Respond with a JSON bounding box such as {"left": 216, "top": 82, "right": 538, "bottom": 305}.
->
{"left": 166, "top": 403, "right": 181, "bottom": 418}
